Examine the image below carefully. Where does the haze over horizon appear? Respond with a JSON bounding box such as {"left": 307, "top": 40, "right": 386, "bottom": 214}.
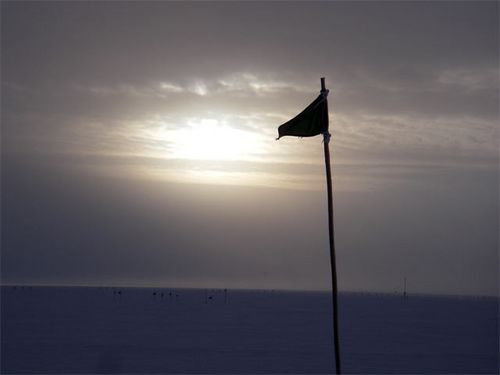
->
{"left": 2, "top": 2, "right": 498, "bottom": 296}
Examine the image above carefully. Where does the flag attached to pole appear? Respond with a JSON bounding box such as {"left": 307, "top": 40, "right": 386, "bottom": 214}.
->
{"left": 276, "top": 78, "right": 341, "bottom": 374}
{"left": 276, "top": 92, "right": 329, "bottom": 139}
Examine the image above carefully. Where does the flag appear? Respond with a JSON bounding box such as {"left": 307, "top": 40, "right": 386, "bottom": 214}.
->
{"left": 277, "top": 92, "right": 329, "bottom": 139}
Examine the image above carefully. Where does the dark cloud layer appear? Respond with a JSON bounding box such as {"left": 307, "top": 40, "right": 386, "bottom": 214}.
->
{"left": 3, "top": 2, "right": 497, "bottom": 85}
{"left": 2, "top": 154, "right": 497, "bottom": 295}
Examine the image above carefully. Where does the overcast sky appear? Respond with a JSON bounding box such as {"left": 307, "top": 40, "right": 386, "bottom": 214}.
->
{"left": 2, "top": 1, "right": 498, "bottom": 295}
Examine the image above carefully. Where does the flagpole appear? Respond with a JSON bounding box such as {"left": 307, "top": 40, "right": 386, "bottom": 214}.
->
{"left": 321, "top": 77, "right": 341, "bottom": 374}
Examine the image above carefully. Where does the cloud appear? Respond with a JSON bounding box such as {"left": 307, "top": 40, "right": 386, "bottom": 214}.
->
{"left": 3, "top": 66, "right": 497, "bottom": 195}
{"left": 74, "top": 72, "right": 313, "bottom": 100}
{"left": 436, "top": 68, "right": 499, "bottom": 92}
{"left": 332, "top": 112, "right": 498, "bottom": 163}
{"left": 159, "top": 82, "right": 184, "bottom": 93}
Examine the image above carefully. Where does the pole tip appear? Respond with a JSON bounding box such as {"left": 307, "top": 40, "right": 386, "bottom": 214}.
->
{"left": 320, "top": 77, "right": 326, "bottom": 91}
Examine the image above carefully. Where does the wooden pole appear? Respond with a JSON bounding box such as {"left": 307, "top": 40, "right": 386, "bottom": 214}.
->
{"left": 321, "top": 77, "right": 341, "bottom": 374}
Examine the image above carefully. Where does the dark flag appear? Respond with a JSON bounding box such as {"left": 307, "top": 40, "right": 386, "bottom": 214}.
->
{"left": 276, "top": 92, "right": 329, "bottom": 139}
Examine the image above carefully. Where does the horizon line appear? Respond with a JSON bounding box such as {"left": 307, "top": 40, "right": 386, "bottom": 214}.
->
{"left": 1, "top": 283, "right": 498, "bottom": 299}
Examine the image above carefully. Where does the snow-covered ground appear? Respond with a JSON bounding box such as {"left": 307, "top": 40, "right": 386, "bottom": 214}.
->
{"left": 1, "top": 286, "right": 498, "bottom": 374}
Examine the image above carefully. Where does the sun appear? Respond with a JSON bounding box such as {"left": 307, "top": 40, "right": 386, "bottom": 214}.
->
{"left": 134, "top": 115, "right": 272, "bottom": 186}
{"left": 167, "top": 118, "right": 263, "bottom": 161}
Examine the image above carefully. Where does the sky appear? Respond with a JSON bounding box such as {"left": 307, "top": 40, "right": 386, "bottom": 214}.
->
{"left": 1, "top": 1, "right": 498, "bottom": 296}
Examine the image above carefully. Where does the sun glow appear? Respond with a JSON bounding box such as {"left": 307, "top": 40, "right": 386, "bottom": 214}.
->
{"left": 167, "top": 118, "right": 264, "bottom": 161}
{"left": 128, "top": 115, "right": 287, "bottom": 187}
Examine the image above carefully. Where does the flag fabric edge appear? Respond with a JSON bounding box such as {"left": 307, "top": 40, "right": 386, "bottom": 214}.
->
{"left": 276, "top": 91, "right": 329, "bottom": 140}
